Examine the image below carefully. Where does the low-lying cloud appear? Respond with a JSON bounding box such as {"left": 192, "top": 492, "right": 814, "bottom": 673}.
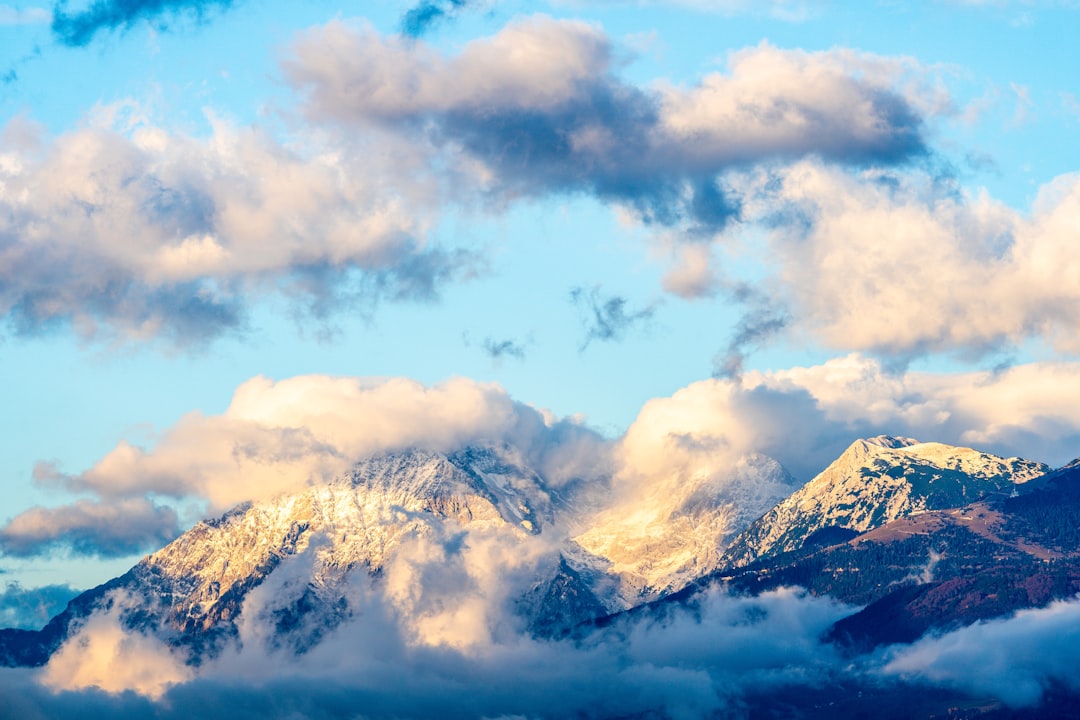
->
{"left": 878, "top": 597, "right": 1080, "bottom": 708}
{"left": 13, "top": 357, "right": 1080, "bottom": 560}
{"left": 36, "top": 375, "right": 608, "bottom": 511}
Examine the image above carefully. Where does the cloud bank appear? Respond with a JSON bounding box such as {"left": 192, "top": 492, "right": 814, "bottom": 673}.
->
{"left": 15, "top": 580, "right": 1080, "bottom": 716}
{"left": 10, "top": 356, "right": 1080, "bottom": 558}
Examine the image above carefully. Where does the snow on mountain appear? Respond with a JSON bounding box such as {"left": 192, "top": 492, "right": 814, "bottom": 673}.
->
{"left": 721, "top": 435, "right": 1050, "bottom": 568}
{"left": 26, "top": 446, "right": 624, "bottom": 667}
{"left": 574, "top": 453, "right": 797, "bottom": 601}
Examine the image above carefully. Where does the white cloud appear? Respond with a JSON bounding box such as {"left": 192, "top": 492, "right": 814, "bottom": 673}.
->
{"left": 721, "top": 161, "right": 1080, "bottom": 359}
{"left": 49, "top": 375, "right": 606, "bottom": 510}
{"left": 0, "top": 106, "right": 465, "bottom": 345}
{"left": 0, "top": 498, "right": 179, "bottom": 557}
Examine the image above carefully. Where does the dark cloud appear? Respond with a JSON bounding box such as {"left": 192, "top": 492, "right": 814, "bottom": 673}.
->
{"left": 286, "top": 18, "right": 934, "bottom": 235}
{"left": 569, "top": 286, "right": 656, "bottom": 350}
{"left": 481, "top": 336, "right": 526, "bottom": 361}
{"left": 50, "top": 0, "right": 237, "bottom": 47}
{"left": 0, "top": 498, "right": 180, "bottom": 558}
{"left": 400, "top": 0, "right": 470, "bottom": 38}
{"left": 0, "top": 582, "right": 81, "bottom": 630}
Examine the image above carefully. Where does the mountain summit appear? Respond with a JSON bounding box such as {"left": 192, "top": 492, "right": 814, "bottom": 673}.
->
{"left": 721, "top": 436, "right": 1049, "bottom": 568}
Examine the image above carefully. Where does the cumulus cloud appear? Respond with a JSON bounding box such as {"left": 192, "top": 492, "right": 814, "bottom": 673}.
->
{"left": 617, "top": 353, "right": 1080, "bottom": 483}
{"left": 44, "top": 375, "right": 607, "bottom": 510}
{"left": 0, "top": 582, "right": 80, "bottom": 630}
{"left": 0, "top": 107, "right": 471, "bottom": 345}
{"left": 0, "top": 498, "right": 180, "bottom": 558}
{"left": 50, "top": 0, "right": 236, "bottom": 47}
{"left": 725, "top": 161, "right": 1080, "bottom": 359}
{"left": 284, "top": 16, "right": 938, "bottom": 231}
{"left": 32, "top": 353, "right": 1080, "bottom": 526}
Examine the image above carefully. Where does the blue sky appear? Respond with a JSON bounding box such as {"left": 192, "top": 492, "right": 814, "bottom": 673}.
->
{"left": 2, "top": 0, "right": 1080, "bottom": 594}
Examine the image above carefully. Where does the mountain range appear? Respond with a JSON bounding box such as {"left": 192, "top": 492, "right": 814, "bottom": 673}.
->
{"left": 3, "top": 434, "right": 1079, "bottom": 716}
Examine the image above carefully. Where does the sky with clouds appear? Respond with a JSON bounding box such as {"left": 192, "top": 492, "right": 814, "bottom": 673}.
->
{"left": 1, "top": 0, "right": 1079, "bottom": 602}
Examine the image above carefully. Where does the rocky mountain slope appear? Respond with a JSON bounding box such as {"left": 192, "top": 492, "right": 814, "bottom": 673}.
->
{"left": 0, "top": 447, "right": 613, "bottom": 665}
{"left": 720, "top": 436, "right": 1048, "bottom": 568}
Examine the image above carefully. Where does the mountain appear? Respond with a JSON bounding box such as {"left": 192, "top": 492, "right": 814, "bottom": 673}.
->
{"left": 2, "top": 434, "right": 1073, "bottom": 691}
{"left": 0, "top": 446, "right": 621, "bottom": 667}
{"left": 693, "top": 457, "right": 1080, "bottom": 651}
{"left": 720, "top": 436, "right": 1049, "bottom": 568}
{"left": 2, "top": 442, "right": 797, "bottom": 668}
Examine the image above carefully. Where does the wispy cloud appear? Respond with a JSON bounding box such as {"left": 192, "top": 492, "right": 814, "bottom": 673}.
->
{"left": 50, "top": 0, "right": 236, "bottom": 47}
{"left": 481, "top": 336, "right": 527, "bottom": 361}
{"left": 569, "top": 285, "right": 657, "bottom": 350}
{"left": 400, "top": 0, "right": 472, "bottom": 37}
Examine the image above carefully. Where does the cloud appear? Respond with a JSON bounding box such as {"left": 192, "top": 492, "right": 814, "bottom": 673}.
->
{"left": 0, "top": 498, "right": 180, "bottom": 558}
{"left": 569, "top": 285, "right": 657, "bottom": 349}
{"left": 481, "top": 336, "right": 527, "bottom": 361}
{"left": 32, "top": 352, "right": 1080, "bottom": 530}
{"left": 50, "top": 0, "right": 235, "bottom": 47}
{"left": 878, "top": 597, "right": 1080, "bottom": 708}
{"left": 17, "top": 583, "right": 854, "bottom": 716}
{"left": 711, "top": 285, "right": 789, "bottom": 379}
{"left": 727, "top": 161, "right": 1080, "bottom": 359}
{"left": 284, "top": 17, "right": 939, "bottom": 231}
{"left": 618, "top": 354, "right": 1080, "bottom": 483}
{"left": 40, "top": 591, "right": 192, "bottom": 698}
{"left": 44, "top": 375, "right": 608, "bottom": 510}
{"left": 0, "top": 107, "right": 472, "bottom": 346}
{"left": 400, "top": 0, "right": 473, "bottom": 37}
{"left": 0, "top": 582, "right": 80, "bottom": 630}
